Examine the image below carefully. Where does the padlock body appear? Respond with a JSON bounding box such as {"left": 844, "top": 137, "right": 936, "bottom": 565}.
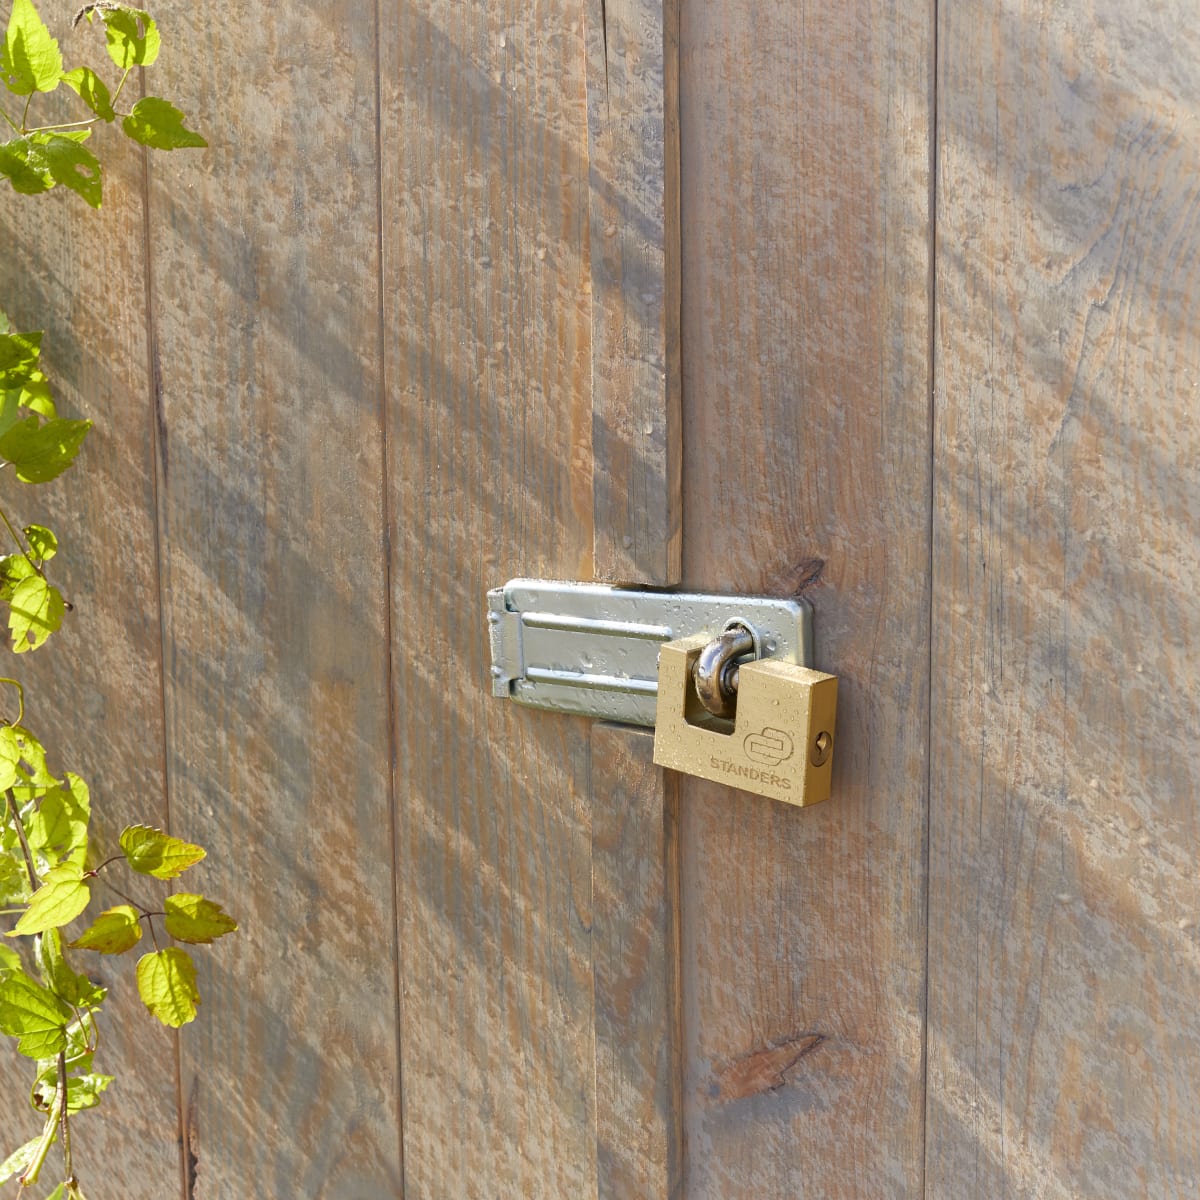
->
{"left": 652, "top": 634, "right": 837, "bottom": 806}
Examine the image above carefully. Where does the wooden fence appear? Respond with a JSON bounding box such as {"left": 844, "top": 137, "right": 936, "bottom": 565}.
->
{"left": 1, "top": 0, "right": 1197, "bottom": 1196}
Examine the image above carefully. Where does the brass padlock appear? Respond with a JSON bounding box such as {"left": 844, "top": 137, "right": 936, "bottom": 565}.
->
{"left": 652, "top": 630, "right": 838, "bottom": 806}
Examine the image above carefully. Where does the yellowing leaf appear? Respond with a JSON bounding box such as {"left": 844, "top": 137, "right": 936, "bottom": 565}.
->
{"left": 7, "top": 574, "right": 64, "bottom": 652}
{"left": 23, "top": 524, "right": 56, "bottom": 561}
{"left": 136, "top": 947, "right": 198, "bottom": 1027}
{"left": 0, "top": 969, "right": 70, "bottom": 1057}
{"left": 1, "top": 0, "right": 62, "bottom": 95}
{"left": 11, "top": 863, "right": 89, "bottom": 936}
{"left": 164, "top": 894, "right": 237, "bottom": 944}
{"left": 70, "top": 905, "right": 141, "bottom": 955}
{"left": 119, "top": 824, "right": 205, "bottom": 880}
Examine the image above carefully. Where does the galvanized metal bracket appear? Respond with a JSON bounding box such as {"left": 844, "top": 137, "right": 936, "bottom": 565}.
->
{"left": 487, "top": 578, "right": 814, "bottom": 727}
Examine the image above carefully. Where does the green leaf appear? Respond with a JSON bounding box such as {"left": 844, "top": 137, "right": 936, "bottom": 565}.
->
{"left": 0, "top": 724, "right": 20, "bottom": 790}
{"left": 28, "top": 781, "right": 89, "bottom": 871}
{"left": 1, "top": 0, "right": 63, "bottom": 95}
{"left": 0, "top": 1136, "right": 39, "bottom": 1183}
{"left": 0, "top": 330, "right": 41, "bottom": 388}
{"left": 44, "top": 1185, "right": 65, "bottom": 1200}
{"left": 17, "top": 376, "right": 56, "bottom": 418}
{"left": 136, "top": 947, "right": 198, "bottom": 1027}
{"left": 164, "top": 894, "right": 237, "bottom": 945}
{"left": 0, "top": 853, "right": 30, "bottom": 908}
{"left": 10, "top": 864, "right": 89, "bottom": 936}
{"left": 0, "top": 553, "right": 36, "bottom": 604}
{"left": 36, "top": 930, "right": 104, "bottom": 1009}
{"left": 14, "top": 726, "right": 59, "bottom": 790}
{"left": 119, "top": 824, "right": 205, "bottom": 880}
{"left": 32, "top": 1064, "right": 112, "bottom": 1113}
{"left": 23, "top": 525, "right": 55, "bottom": 561}
{"left": 8, "top": 575, "right": 65, "bottom": 653}
{"left": 59, "top": 65, "right": 113, "bottom": 120}
{"left": 98, "top": 5, "right": 159, "bottom": 68}
{"left": 0, "top": 414, "right": 92, "bottom": 483}
{"left": 0, "top": 390, "right": 17, "bottom": 438}
{"left": 35, "top": 134, "right": 101, "bottom": 208}
{"left": 70, "top": 905, "right": 140, "bottom": 955}
{"left": 0, "top": 970, "right": 70, "bottom": 1057}
{"left": 122, "top": 97, "right": 205, "bottom": 151}
{"left": 0, "top": 943, "right": 22, "bottom": 976}
{"left": 0, "top": 136, "right": 51, "bottom": 194}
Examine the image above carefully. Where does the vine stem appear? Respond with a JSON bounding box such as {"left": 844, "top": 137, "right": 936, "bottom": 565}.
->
{"left": 5, "top": 788, "right": 39, "bottom": 893}
{"left": 18, "top": 1082, "right": 62, "bottom": 1188}
{"left": 109, "top": 66, "right": 133, "bottom": 109}
{"left": 22, "top": 116, "right": 101, "bottom": 135}
{"left": 85, "top": 854, "right": 123, "bottom": 875}
{"left": 0, "top": 105, "right": 18, "bottom": 132}
{"left": 58, "top": 1049, "right": 73, "bottom": 1185}
{"left": 96, "top": 874, "right": 158, "bottom": 949}
{"left": 0, "top": 505, "right": 42, "bottom": 579}
{"left": 0, "top": 675, "right": 25, "bottom": 725}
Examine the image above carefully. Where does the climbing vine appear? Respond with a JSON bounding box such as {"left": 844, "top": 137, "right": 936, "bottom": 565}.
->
{"left": 0, "top": 3, "right": 233, "bottom": 1196}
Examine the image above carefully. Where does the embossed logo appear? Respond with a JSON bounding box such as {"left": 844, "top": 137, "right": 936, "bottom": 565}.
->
{"left": 743, "top": 727, "right": 794, "bottom": 766}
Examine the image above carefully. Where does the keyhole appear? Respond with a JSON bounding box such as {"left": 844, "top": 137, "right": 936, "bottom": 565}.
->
{"left": 810, "top": 731, "right": 832, "bottom": 766}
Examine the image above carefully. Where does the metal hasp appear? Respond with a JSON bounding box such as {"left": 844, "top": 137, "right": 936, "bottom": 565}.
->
{"left": 487, "top": 579, "right": 814, "bottom": 728}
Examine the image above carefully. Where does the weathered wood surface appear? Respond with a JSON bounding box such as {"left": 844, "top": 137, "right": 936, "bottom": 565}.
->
{"left": 592, "top": 725, "right": 682, "bottom": 1200}
{"left": 585, "top": 0, "right": 681, "bottom": 585}
{"left": 7, "top": 1, "right": 1200, "bottom": 1196}
{"left": 145, "top": 1, "right": 403, "bottom": 1195}
{"left": 0, "top": 37, "right": 182, "bottom": 1194}
{"left": 676, "top": 0, "right": 933, "bottom": 1195}
{"left": 927, "top": 3, "right": 1200, "bottom": 1196}
{"left": 382, "top": 2, "right": 600, "bottom": 1194}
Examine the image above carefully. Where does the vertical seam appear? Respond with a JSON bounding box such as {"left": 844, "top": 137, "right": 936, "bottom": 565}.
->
{"left": 374, "top": 0, "right": 407, "bottom": 1193}
{"left": 137, "top": 99, "right": 187, "bottom": 1200}
{"left": 920, "top": 0, "right": 940, "bottom": 1194}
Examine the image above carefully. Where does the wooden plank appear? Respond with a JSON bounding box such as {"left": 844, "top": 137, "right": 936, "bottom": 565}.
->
{"left": 0, "top": 44, "right": 182, "bottom": 1197}
{"left": 677, "top": 0, "right": 934, "bottom": 1194}
{"left": 585, "top": 0, "right": 681, "bottom": 585}
{"left": 928, "top": 3, "right": 1200, "bottom": 1195}
{"left": 592, "top": 725, "right": 682, "bottom": 1200}
{"left": 142, "top": 1, "right": 402, "bottom": 1194}
{"left": 381, "top": 3, "right": 598, "bottom": 1195}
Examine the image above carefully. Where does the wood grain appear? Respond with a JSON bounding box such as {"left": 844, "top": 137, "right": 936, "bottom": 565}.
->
{"left": 585, "top": 0, "right": 681, "bottom": 585}
{"left": 592, "top": 724, "right": 682, "bottom": 1200}
{"left": 143, "top": 1, "right": 402, "bottom": 1195}
{"left": 928, "top": 3, "right": 1200, "bottom": 1195}
{"left": 677, "top": 1, "right": 934, "bottom": 1195}
{"left": 381, "top": 2, "right": 598, "bottom": 1194}
{"left": 0, "top": 34, "right": 182, "bottom": 1195}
